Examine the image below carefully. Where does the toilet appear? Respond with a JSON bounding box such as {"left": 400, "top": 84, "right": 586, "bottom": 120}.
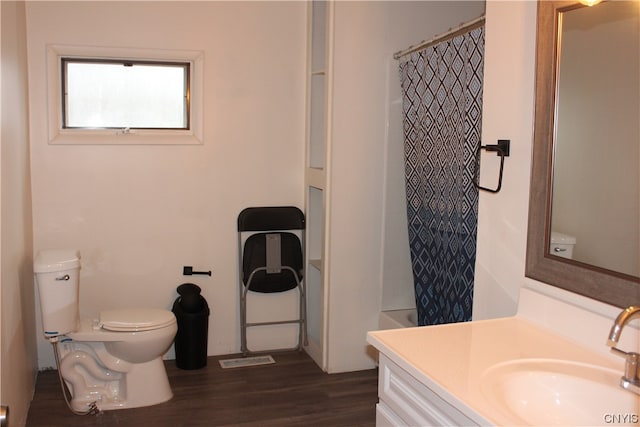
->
{"left": 34, "top": 249, "right": 177, "bottom": 412}
{"left": 550, "top": 231, "right": 577, "bottom": 259}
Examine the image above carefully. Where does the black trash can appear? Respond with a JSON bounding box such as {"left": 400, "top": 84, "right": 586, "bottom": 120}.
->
{"left": 172, "top": 283, "right": 210, "bottom": 370}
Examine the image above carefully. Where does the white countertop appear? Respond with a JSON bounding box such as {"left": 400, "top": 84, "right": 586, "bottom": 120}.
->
{"left": 367, "top": 316, "right": 625, "bottom": 425}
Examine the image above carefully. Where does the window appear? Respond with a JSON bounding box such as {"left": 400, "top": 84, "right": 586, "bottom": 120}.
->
{"left": 47, "top": 45, "right": 203, "bottom": 145}
{"left": 62, "top": 58, "right": 190, "bottom": 130}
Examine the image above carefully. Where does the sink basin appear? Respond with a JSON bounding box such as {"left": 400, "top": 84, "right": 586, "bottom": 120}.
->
{"left": 481, "top": 358, "right": 640, "bottom": 426}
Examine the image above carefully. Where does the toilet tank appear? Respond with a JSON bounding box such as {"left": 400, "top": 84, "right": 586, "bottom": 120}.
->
{"left": 550, "top": 231, "right": 576, "bottom": 260}
{"left": 34, "top": 250, "right": 81, "bottom": 337}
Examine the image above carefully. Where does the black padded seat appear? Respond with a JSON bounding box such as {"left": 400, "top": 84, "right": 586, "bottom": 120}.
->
{"left": 242, "top": 232, "right": 303, "bottom": 293}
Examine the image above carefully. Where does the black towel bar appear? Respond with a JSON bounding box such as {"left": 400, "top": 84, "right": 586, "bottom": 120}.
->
{"left": 473, "top": 139, "right": 510, "bottom": 193}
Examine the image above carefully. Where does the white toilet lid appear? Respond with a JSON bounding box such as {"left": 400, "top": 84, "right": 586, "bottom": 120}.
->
{"left": 99, "top": 308, "right": 176, "bottom": 332}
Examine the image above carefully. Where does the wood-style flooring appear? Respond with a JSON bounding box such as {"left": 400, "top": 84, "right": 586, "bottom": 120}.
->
{"left": 26, "top": 351, "right": 379, "bottom": 427}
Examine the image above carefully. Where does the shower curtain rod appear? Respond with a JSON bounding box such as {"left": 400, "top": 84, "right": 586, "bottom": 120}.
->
{"left": 393, "top": 15, "right": 485, "bottom": 60}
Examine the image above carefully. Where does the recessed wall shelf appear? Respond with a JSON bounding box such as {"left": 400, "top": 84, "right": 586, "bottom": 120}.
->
{"left": 304, "top": 0, "right": 332, "bottom": 371}
{"left": 309, "top": 259, "right": 323, "bottom": 271}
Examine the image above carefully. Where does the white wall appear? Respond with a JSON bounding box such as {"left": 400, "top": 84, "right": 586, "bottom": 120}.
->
{"left": 473, "top": 0, "right": 538, "bottom": 320}
{"left": 1, "top": 1, "right": 37, "bottom": 425}
{"left": 26, "top": 1, "right": 307, "bottom": 368}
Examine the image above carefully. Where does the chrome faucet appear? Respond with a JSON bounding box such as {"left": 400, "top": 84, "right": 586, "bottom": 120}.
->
{"left": 607, "top": 306, "right": 640, "bottom": 395}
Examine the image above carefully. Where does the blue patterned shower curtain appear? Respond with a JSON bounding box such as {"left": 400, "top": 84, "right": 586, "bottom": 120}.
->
{"left": 399, "top": 25, "right": 484, "bottom": 326}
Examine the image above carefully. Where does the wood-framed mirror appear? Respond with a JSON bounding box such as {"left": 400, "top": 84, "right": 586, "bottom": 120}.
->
{"left": 526, "top": 0, "right": 640, "bottom": 308}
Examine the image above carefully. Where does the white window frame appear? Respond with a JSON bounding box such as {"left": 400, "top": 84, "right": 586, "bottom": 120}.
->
{"left": 47, "top": 45, "right": 204, "bottom": 145}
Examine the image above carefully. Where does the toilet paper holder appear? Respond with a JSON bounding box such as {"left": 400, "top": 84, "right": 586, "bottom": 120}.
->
{"left": 183, "top": 266, "right": 212, "bottom": 276}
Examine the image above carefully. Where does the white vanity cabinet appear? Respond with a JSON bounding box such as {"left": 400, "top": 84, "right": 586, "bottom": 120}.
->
{"left": 375, "top": 354, "right": 477, "bottom": 427}
{"left": 367, "top": 287, "right": 637, "bottom": 427}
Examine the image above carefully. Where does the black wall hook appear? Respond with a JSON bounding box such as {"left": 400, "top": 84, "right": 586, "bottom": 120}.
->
{"left": 473, "top": 139, "right": 510, "bottom": 193}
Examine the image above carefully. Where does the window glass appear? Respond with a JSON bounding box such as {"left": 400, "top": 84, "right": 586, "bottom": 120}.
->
{"left": 62, "top": 59, "right": 189, "bottom": 130}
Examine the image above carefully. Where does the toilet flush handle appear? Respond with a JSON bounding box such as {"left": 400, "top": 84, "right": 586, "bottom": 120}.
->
{"left": 56, "top": 274, "right": 70, "bottom": 281}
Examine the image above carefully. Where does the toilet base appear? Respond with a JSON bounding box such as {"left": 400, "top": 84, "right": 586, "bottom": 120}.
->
{"left": 58, "top": 315, "right": 177, "bottom": 412}
{"left": 96, "top": 357, "right": 172, "bottom": 411}
{"left": 61, "top": 346, "right": 173, "bottom": 412}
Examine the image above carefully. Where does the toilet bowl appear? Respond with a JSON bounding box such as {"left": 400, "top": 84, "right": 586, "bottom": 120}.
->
{"left": 34, "top": 250, "right": 177, "bottom": 412}
{"left": 73, "top": 308, "right": 177, "bottom": 364}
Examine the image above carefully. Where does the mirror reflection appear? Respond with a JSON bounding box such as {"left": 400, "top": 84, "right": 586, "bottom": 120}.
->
{"left": 550, "top": 1, "right": 639, "bottom": 278}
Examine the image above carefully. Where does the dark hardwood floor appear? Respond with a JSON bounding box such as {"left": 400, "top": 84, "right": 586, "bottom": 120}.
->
{"left": 26, "top": 351, "right": 379, "bottom": 427}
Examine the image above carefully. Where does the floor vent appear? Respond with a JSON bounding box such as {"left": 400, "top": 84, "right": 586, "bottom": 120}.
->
{"left": 219, "top": 355, "right": 275, "bottom": 369}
